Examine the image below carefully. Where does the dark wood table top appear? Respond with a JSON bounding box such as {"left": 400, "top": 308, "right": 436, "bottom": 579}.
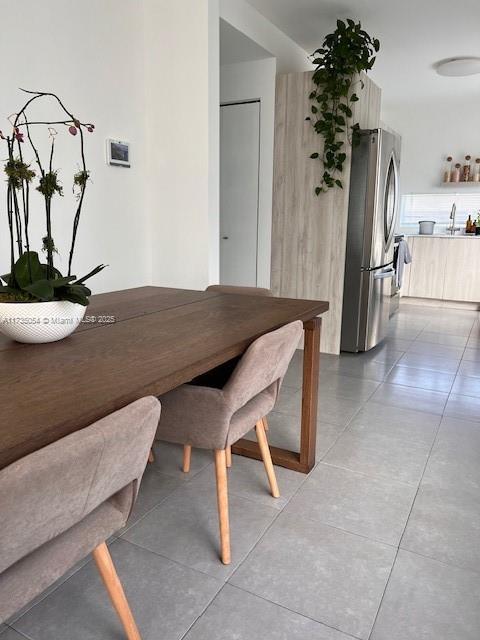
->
{"left": 0, "top": 286, "right": 329, "bottom": 469}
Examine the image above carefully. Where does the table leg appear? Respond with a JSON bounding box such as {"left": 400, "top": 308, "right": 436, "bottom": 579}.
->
{"left": 232, "top": 316, "right": 321, "bottom": 474}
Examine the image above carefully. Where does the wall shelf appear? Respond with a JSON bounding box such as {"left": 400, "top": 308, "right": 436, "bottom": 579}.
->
{"left": 440, "top": 182, "right": 480, "bottom": 187}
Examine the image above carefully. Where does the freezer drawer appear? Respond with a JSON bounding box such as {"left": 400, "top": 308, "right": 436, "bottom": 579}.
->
{"left": 362, "top": 267, "right": 395, "bottom": 351}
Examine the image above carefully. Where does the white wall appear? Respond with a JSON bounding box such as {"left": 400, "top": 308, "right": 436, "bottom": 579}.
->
{"left": 144, "top": 0, "right": 219, "bottom": 290}
{"left": 220, "top": 58, "right": 276, "bottom": 288}
{"left": 220, "top": 0, "right": 311, "bottom": 73}
{"left": 0, "top": 0, "right": 150, "bottom": 294}
{"left": 384, "top": 98, "right": 480, "bottom": 195}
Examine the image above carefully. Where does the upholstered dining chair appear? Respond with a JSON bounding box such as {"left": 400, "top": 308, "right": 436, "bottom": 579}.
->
{"left": 180, "top": 284, "right": 273, "bottom": 472}
{"left": 0, "top": 396, "right": 161, "bottom": 640}
{"left": 156, "top": 320, "right": 303, "bottom": 565}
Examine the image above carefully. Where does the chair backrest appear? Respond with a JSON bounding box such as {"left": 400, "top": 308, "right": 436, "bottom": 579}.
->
{"left": 0, "top": 396, "right": 160, "bottom": 574}
{"left": 223, "top": 321, "right": 303, "bottom": 412}
{"left": 206, "top": 284, "right": 272, "bottom": 297}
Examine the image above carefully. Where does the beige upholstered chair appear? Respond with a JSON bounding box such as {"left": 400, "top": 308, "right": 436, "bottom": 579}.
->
{"left": 193, "top": 284, "right": 273, "bottom": 469}
{"left": 156, "top": 321, "right": 303, "bottom": 564}
{"left": 0, "top": 396, "right": 161, "bottom": 640}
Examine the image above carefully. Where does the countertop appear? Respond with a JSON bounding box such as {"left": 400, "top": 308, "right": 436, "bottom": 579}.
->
{"left": 406, "top": 234, "right": 480, "bottom": 239}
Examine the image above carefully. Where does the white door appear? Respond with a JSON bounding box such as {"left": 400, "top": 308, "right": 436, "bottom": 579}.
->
{"left": 220, "top": 101, "right": 260, "bottom": 286}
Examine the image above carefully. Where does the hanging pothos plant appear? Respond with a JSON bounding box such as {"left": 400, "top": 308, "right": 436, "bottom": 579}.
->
{"left": 306, "top": 19, "right": 380, "bottom": 194}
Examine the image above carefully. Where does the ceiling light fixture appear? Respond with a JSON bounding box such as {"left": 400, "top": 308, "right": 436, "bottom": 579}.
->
{"left": 435, "top": 57, "right": 480, "bottom": 77}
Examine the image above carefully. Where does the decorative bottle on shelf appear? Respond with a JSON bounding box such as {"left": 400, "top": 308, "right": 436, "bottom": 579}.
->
{"left": 474, "top": 159, "right": 480, "bottom": 182}
{"left": 443, "top": 156, "right": 453, "bottom": 182}
{"left": 466, "top": 215, "right": 473, "bottom": 233}
{"left": 463, "top": 155, "right": 471, "bottom": 182}
{"left": 452, "top": 163, "right": 461, "bottom": 182}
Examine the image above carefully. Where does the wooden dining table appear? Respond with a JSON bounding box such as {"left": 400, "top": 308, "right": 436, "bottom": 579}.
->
{"left": 0, "top": 286, "right": 329, "bottom": 473}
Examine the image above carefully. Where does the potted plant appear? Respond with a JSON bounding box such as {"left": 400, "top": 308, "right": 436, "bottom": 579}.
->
{"left": 0, "top": 90, "right": 105, "bottom": 343}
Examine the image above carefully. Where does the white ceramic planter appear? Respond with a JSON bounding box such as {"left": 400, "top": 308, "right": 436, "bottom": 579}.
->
{"left": 0, "top": 300, "right": 86, "bottom": 344}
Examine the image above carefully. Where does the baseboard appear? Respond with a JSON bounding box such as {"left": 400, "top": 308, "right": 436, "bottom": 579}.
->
{"left": 401, "top": 297, "right": 480, "bottom": 311}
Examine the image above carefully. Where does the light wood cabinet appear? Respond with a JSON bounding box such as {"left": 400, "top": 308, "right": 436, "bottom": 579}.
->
{"left": 443, "top": 238, "right": 480, "bottom": 302}
{"left": 403, "top": 236, "right": 480, "bottom": 303}
{"left": 406, "top": 237, "right": 448, "bottom": 299}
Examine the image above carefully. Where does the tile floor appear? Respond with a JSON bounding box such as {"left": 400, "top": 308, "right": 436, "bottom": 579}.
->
{"left": 3, "top": 303, "right": 480, "bottom": 640}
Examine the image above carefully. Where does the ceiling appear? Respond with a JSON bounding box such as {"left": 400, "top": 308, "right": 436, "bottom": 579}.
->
{"left": 220, "top": 18, "right": 272, "bottom": 65}
{"left": 245, "top": 0, "right": 480, "bottom": 108}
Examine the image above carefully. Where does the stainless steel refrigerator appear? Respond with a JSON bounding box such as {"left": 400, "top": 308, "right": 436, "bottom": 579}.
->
{"left": 341, "top": 128, "right": 401, "bottom": 352}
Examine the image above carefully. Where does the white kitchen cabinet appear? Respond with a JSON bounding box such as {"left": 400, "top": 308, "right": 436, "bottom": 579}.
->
{"left": 403, "top": 236, "right": 480, "bottom": 303}
{"left": 443, "top": 238, "right": 480, "bottom": 302}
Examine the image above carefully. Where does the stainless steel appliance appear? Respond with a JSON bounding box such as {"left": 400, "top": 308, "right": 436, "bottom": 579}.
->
{"left": 390, "top": 234, "right": 404, "bottom": 317}
{"left": 341, "top": 128, "right": 401, "bottom": 352}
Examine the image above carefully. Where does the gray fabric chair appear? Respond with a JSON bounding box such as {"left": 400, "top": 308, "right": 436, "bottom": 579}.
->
{"left": 156, "top": 321, "right": 303, "bottom": 564}
{"left": 0, "top": 396, "right": 161, "bottom": 640}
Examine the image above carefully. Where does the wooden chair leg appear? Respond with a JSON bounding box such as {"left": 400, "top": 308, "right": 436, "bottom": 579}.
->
{"left": 148, "top": 449, "right": 155, "bottom": 463}
{"left": 262, "top": 416, "right": 269, "bottom": 431}
{"left": 183, "top": 444, "right": 192, "bottom": 473}
{"left": 255, "top": 420, "right": 280, "bottom": 498}
{"left": 214, "top": 449, "right": 231, "bottom": 565}
{"left": 92, "top": 542, "right": 142, "bottom": 640}
{"left": 225, "top": 445, "right": 232, "bottom": 468}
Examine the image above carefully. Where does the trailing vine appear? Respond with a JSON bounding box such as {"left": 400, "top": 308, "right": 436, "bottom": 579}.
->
{"left": 307, "top": 19, "right": 379, "bottom": 193}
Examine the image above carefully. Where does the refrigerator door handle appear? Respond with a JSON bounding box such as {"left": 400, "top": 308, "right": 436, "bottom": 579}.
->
{"left": 373, "top": 267, "right": 395, "bottom": 280}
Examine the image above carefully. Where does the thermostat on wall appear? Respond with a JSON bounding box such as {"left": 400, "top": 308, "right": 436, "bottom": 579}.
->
{"left": 106, "top": 139, "right": 130, "bottom": 167}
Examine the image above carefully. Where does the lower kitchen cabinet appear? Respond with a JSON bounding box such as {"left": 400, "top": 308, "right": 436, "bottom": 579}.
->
{"left": 402, "top": 236, "right": 480, "bottom": 303}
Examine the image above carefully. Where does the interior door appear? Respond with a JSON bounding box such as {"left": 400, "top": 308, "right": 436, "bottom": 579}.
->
{"left": 220, "top": 101, "right": 260, "bottom": 286}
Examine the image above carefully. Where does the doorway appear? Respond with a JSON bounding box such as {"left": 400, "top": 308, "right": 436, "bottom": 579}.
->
{"left": 219, "top": 100, "right": 260, "bottom": 286}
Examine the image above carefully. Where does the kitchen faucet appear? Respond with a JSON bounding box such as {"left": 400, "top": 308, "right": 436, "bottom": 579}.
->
{"left": 449, "top": 202, "right": 457, "bottom": 235}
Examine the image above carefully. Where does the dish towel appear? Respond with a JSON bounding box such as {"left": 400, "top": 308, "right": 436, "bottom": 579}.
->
{"left": 395, "top": 239, "right": 412, "bottom": 288}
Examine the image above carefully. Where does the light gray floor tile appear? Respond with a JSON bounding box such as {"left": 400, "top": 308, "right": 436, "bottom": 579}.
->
{"left": 229, "top": 513, "right": 396, "bottom": 640}
{"left": 318, "top": 373, "right": 380, "bottom": 402}
{"left": 416, "top": 330, "right": 468, "bottom": 347}
{"left": 184, "top": 584, "right": 351, "bottom": 640}
{"left": 286, "top": 463, "right": 416, "bottom": 545}
{"left": 150, "top": 440, "right": 213, "bottom": 480}
{"left": 462, "top": 347, "right": 480, "bottom": 362}
{"left": 401, "top": 481, "right": 480, "bottom": 571}
{"left": 0, "top": 630, "right": 29, "bottom": 640}
{"left": 324, "top": 429, "right": 431, "bottom": 485}
{"left": 452, "top": 374, "right": 480, "bottom": 397}
{"left": 382, "top": 336, "right": 414, "bottom": 352}
{"left": 424, "top": 417, "right": 480, "bottom": 490}
{"left": 119, "top": 466, "right": 182, "bottom": 533}
{"left": 282, "top": 349, "right": 304, "bottom": 388}
{"left": 371, "top": 550, "right": 480, "bottom": 640}
{"left": 369, "top": 382, "right": 448, "bottom": 416}
{"left": 275, "top": 389, "right": 362, "bottom": 427}
{"left": 397, "top": 351, "right": 460, "bottom": 374}
{"left": 444, "top": 393, "right": 480, "bottom": 422}
{"left": 406, "top": 341, "right": 464, "bottom": 359}
{"left": 274, "top": 385, "right": 302, "bottom": 415}
{"left": 323, "top": 358, "right": 395, "bottom": 382}
{"left": 259, "top": 411, "right": 346, "bottom": 460}
{"left": 347, "top": 402, "right": 440, "bottom": 448}
{"left": 122, "top": 468, "right": 279, "bottom": 580}
{"left": 386, "top": 364, "right": 455, "bottom": 393}
{"left": 221, "top": 454, "right": 305, "bottom": 510}
{"left": 13, "top": 539, "right": 221, "bottom": 640}
{"left": 387, "top": 326, "right": 423, "bottom": 340}
{"left": 458, "top": 358, "right": 480, "bottom": 377}
{"left": 425, "top": 319, "right": 474, "bottom": 337}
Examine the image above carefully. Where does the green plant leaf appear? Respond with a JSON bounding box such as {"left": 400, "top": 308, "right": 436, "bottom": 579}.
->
{"left": 23, "top": 279, "right": 55, "bottom": 301}
{"left": 13, "top": 251, "right": 44, "bottom": 288}
{"left": 315, "top": 186, "right": 322, "bottom": 196}
{"left": 74, "top": 264, "right": 106, "bottom": 285}
{"left": 310, "top": 152, "right": 319, "bottom": 159}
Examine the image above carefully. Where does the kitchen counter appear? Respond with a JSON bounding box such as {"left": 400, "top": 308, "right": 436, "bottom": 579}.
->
{"left": 406, "top": 234, "right": 480, "bottom": 238}
{"left": 401, "top": 235, "right": 480, "bottom": 303}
